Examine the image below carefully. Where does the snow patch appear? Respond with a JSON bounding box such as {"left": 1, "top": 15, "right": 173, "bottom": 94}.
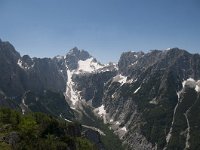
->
{"left": 17, "top": 59, "right": 34, "bottom": 70}
{"left": 97, "top": 105, "right": 106, "bottom": 116}
{"left": 77, "top": 58, "right": 104, "bottom": 73}
{"left": 113, "top": 74, "right": 127, "bottom": 85}
{"left": 166, "top": 48, "right": 171, "bottom": 50}
{"left": 17, "top": 59, "right": 23, "bottom": 68}
{"left": 195, "top": 82, "right": 200, "bottom": 92}
{"left": 59, "top": 69, "right": 63, "bottom": 73}
{"left": 113, "top": 63, "right": 119, "bottom": 70}
{"left": 182, "top": 78, "right": 196, "bottom": 88}
{"left": 182, "top": 78, "right": 200, "bottom": 93}
{"left": 126, "top": 79, "right": 134, "bottom": 84}
{"left": 55, "top": 55, "right": 64, "bottom": 60}
{"left": 94, "top": 105, "right": 107, "bottom": 123}
{"left": 120, "top": 126, "right": 127, "bottom": 132}
{"left": 131, "top": 61, "right": 138, "bottom": 66}
{"left": 149, "top": 98, "right": 158, "bottom": 105}
{"left": 111, "top": 94, "right": 115, "bottom": 99}
{"left": 115, "top": 121, "right": 120, "bottom": 125}
{"left": 22, "top": 109, "right": 25, "bottom": 115}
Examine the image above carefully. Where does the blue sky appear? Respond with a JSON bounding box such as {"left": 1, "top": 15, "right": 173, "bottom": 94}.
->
{"left": 0, "top": 0, "right": 200, "bottom": 63}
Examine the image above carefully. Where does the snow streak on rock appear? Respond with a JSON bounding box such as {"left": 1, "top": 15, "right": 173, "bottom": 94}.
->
{"left": 134, "top": 86, "right": 141, "bottom": 94}
{"left": 20, "top": 98, "right": 28, "bottom": 115}
{"left": 60, "top": 113, "right": 72, "bottom": 123}
{"left": 165, "top": 94, "right": 179, "bottom": 145}
{"left": 82, "top": 125, "right": 106, "bottom": 136}
{"left": 66, "top": 70, "right": 80, "bottom": 107}
{"left": 165, "top": 90, "right": 182, "bottom": 148}
{"left": 60, "top": 113, "right": 106, "bottom": 136}
{"left": 184, "top": 109, "right": 191, "bottom": 150}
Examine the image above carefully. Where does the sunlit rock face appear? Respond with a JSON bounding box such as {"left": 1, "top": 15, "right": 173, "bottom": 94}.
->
{"left": 75, "top": 48, "right": 200, "bottom": 149}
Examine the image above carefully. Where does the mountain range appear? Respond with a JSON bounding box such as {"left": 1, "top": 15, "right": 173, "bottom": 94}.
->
{"left": 0, "top": 39, "right": 200, "bottom": 150}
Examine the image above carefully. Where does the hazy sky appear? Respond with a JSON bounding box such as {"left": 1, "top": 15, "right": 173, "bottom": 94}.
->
{"left": 0, "top": 0, "right": 200, "bottom": 63}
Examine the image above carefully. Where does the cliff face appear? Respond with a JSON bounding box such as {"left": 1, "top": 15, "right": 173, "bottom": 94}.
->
{"left": 70, "top": 48, "right": 200, "bottom": 149}
{"left": 108, "top": 49, "right": 200, "bottom": 149}
{"left": 0, "top": 40, "right": 67, "bottom": 96}
{"left": 0, "top": 40, "right": 24, "bottom": 96}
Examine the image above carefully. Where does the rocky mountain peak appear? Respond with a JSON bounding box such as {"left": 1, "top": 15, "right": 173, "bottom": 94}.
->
{"left": 67, "top": 47, "right": 91, "bottom": 60}
{"left": 65, "top": 47, "right": 93, "bottom": 70}
{"left": 21, "top": 55, "right": 33, "bottom": 66}
{"left": 118, "top": 51, "right": 145, "bottom": 74}
{"left": 165, "top": 47, "right": 190, "bottom": 56}
{"left": 68, "top": 47, "right": 79, "bottom": 55}
{"left": 0, "top": 40, "right": 21, "bottom": 62}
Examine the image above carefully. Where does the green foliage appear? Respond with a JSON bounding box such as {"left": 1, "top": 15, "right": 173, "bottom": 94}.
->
{"left": 76, "top": 137, "right": 97, "bottom": 150}
{"left": 0, "top": 142, "right": 11, "bottom": 150}
{"left": 18, "top": 115, "right": 38, "bottom": 136}
{"left": 100, "top": 125, "right": 125, "bottom": 150}
{"left": 0, "top": 107, "right": 21, "bottom": 126}
{"left": 0, "top": 107, "right": 95, "bottom": 150}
